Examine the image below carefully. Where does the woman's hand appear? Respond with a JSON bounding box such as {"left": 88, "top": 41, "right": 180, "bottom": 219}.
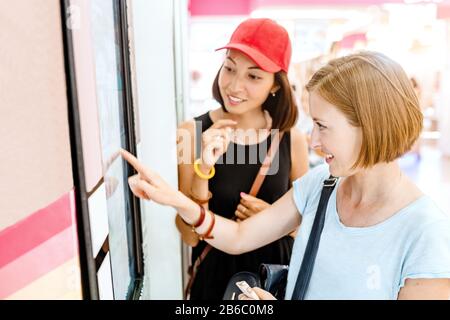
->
{"left": 235, "top": 192, "right": 298, "bottom": 238}
{"left": 238, "top": 287, "right": 276, "bottom": 300}
{"left": 120, "top": 149, "right": 185, "bottom": 208}
{"left": 235, "top": 192, "right": 271, "bottom": 221}
{"left": 199, "top": 110, "right": 272, "bottom": 171}
{"left": 200, "top": 119, "right": 237, "bottom": 170}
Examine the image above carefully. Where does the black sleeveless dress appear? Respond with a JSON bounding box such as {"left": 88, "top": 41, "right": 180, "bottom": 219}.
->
{"left": 189, "top": 111, "right": 294, "bottom": 300}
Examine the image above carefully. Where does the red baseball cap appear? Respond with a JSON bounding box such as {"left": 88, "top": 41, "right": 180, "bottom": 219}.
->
{"left": 216, "top": 18, "right": 292, "bottom": 73}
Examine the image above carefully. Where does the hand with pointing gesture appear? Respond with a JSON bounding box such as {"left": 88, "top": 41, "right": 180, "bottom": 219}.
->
{"left": 120, "top": 149, "right": 186, "bottom": 208}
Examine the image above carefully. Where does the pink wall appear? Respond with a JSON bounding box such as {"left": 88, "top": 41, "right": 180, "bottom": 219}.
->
{"left": 189, "top": 0, "right": 251, "bottom": 16}
{"left": 0, "top": 0, "right": 74, "bottom": 227}
{"left": 0, "top": 0, "right": 82, "bottom": 299}
{"left": 438, "top": 3, "right": 450, "bottom": 19}
{"left": 253, "top": 0, "right": 404, "bottom": 6}
{"left": 189, "top": 0, "right": 406, "bottom": 16}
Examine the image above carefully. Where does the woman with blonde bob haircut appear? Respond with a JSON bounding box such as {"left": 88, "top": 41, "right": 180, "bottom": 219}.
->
{"left": 121, "top": 51, "right": 450, "bottom": 300}
{"left": 307, "top": 51, "right": 423, "bottom": 169}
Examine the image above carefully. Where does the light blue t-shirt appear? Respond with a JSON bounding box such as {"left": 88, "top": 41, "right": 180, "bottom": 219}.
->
{"left": 285, "top": 164, "right": 450, "bottom": 300}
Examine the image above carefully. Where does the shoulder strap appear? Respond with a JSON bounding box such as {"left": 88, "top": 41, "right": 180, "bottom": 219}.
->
{"left": 184, "top": 244, "right": 213, "bottom": 298}
{"left": 291, "top": 175, "right": 337, "bottom": 300}
{"left": 248, "top": 131, "right": 285, "bottom": 197}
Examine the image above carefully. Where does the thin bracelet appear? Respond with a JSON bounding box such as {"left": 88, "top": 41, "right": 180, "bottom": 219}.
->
{"left": 198, "top": 211, "right": 215, "bottom": 240}
{"left": 193, "top": 158, "right": 215, "bottom": 180}
{"left": 193, "top": 205, "right": 206, "bottom": 228}
{"left": 182, "top": 204, "right": 205, "bottom": 231}
{"left": 189, "top": 189, "right": 213, "bottom": 205}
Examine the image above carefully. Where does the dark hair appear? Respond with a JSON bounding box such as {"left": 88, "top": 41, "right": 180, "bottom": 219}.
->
{"left": 212, "top": 66, "right": 298, "bottom": 132}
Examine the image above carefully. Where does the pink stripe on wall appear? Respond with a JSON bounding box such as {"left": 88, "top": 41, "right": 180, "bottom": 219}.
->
{"left": 252, "top": 0, "right": 404, "bottom": 7}
{"left": 340, "top": 33, "right": 367, "bottom": 48}
{"left": 0, "top": 227, "right": 78, "bottom": 299}
{"left": 189, "top": 0, "right": 251, "bottom": 16}
{"left": 437, "top": 3, "right": 450, "bottom": 19}
{"left": 0, "top": 191, "right": 75, "bottom": 268}
{"left": 189, "top": 0, "right": 408, "bottom": 16}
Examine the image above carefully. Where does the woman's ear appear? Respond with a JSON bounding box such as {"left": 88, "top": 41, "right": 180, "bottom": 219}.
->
{"left": 271, "top": 85, "right": 280, "bottom": 95}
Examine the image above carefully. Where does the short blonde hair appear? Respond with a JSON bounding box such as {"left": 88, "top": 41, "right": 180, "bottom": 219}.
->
{"left": 306, "top": 51, "right": 423, "bottom": 168}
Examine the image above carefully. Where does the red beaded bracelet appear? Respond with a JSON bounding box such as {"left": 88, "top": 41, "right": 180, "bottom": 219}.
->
{"left": 193, "top": 205, "right": 206, "bottom": 228}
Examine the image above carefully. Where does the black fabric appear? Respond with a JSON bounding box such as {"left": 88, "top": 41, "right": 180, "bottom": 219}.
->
{"left": 222, "top": 272, "right": 262, "bottom": 300}
{"left": 259, "top": 263, "right": 289, "bottom": 299}
{"left": 222, "top": 264, "right": 288, "bottom": 300}
{"left": 189, "top": 111, "right": 294, "bottom": 300}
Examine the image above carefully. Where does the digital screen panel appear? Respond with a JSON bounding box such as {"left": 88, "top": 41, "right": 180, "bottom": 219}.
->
{"left": 89, "top": 0, "right": 136, "bottom": 299}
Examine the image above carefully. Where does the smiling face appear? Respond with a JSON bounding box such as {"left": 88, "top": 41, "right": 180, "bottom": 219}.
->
{"left": 218, "top": 50, "right": 279, "bottom": 115}
{"left": 309, "top": 91, "right": 363, "bottom": 177}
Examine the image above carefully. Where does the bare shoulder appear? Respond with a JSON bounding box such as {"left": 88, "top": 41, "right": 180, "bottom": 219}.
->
{"left": 208, "top": 108, "right": 222, "bottom": 123}
{"left": 177, "top": 120, "right": 196, "bottom": 169}
{"left": 178, "top": 108, "right": 220, "bottom": 132}
{"left": 177, "top": 119, "right": 196, "bottom": 133}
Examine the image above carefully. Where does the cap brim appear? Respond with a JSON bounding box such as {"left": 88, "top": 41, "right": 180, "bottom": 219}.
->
{"left": 215, "top": 43, "right": 281, "bottom": 73}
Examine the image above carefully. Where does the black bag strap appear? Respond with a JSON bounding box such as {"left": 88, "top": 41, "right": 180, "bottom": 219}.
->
{"left": 291, "top": 175, "right": 337, "bottom": 300}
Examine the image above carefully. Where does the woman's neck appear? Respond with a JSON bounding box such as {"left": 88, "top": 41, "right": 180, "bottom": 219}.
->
{"left": 340, "top": 162, "right": 406, "bottom": 207}
{"left": 337, "top": 161, "right": 424, "bottom": 228}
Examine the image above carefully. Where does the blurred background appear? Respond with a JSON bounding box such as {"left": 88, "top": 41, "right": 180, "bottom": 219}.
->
{"left": 187, "top": 0, "right": 450, "bottom": 214}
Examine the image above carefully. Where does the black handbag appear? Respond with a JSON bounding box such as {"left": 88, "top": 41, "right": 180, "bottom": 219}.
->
{"left": 222, "top": 175, "right": 337, "bottom": 300}
{"left": 222, "top": 263, "right": 289, "bottom": 300}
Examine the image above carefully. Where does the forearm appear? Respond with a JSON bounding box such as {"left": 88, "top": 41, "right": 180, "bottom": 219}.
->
{"left": 190, "top": 164, "right": 211, "bottom": 208}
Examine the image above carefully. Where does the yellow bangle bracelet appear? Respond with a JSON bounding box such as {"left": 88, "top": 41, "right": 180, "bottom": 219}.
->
{"left": 193, "top": 158, "right": 215, "bottom": 180}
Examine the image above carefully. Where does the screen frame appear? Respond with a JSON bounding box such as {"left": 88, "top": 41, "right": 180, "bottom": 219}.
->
{"left": 60, "top": 0, "right": 144, "bottom": 300}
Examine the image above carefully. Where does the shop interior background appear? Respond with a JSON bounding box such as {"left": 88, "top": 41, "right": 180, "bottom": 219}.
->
{"left": 188, "top": 0, "right": 450, "bottom": 215}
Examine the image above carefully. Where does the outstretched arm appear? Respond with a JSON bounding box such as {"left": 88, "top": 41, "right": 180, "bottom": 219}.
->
{"left": 178, "top": 187, "right": 301, "bottom": 254}
{"left": 121, "top": 149, "right": 301, "bottom": 255}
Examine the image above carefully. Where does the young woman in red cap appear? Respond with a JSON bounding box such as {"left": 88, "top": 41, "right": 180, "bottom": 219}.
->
{"left": 174, "top": 18, "right": 309, "bottom": 299}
